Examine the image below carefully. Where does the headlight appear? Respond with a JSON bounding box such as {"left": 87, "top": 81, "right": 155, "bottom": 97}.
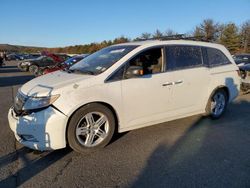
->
{"left": 23, "top": 94, "right": 60, "bottom": 111}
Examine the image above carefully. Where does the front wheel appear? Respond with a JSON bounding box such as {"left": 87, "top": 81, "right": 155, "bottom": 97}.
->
{"left": 67, "top": 103, "right": 115, "bottom": 153}
{"left": 206, "top": 89, "right": 228, "bottom": 119}
{"left": 29, "top": 65, "right": 39, "bottom": 75}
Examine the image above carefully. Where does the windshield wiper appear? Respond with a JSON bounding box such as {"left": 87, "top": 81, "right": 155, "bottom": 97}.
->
{"left": 68, "top": 69, "right": 95, "bottom": 75}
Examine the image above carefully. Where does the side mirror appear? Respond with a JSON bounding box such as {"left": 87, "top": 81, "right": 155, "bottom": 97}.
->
{"left": 125, "top": 66, "right": 144, "bottom": 78}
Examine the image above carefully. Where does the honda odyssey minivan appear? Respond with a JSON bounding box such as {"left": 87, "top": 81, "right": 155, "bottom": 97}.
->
{"left": 8, "top": 40, "right": 241, "bottom": 153}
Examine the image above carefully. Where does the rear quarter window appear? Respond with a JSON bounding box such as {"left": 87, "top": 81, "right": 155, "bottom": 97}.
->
{"left": 203, "top": 47, "right": 231, "bottom": 67}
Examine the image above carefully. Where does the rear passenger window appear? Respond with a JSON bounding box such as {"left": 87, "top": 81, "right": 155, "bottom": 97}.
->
{"left": 206, "top": 47, "right": 230, "bottom": 67}
{"left": 165, "top": 45, "right": 202, "bottom": 71}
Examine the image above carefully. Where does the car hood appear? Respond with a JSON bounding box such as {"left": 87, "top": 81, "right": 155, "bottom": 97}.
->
{"left": 20, "top": 71, "right": 93, "bottom": 97}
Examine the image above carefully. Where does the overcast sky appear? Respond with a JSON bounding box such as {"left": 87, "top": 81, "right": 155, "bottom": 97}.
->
{"left": 0, "top": 0, "right": 249, "bottom": 47}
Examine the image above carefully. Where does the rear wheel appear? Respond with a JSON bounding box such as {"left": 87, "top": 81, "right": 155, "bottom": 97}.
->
{"left": 67, "top": 103, "right": 115, "bottom": 153}
{"left": 206, "top": 89, "right": 228, "bottom": 119}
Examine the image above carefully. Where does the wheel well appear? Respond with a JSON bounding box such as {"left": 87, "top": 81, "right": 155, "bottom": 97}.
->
{"left": 204, "top": 86, "right": 230, "bottom": 116}
{"left": 209, "top": 86, "right": 230, "bottom": 103}
{"left": 97, "top": 102, "right": 119, "bottom": 131}
{"left": 65, "top": 102, "right": 119, "bottom": 145}
{"left": 218, "top": 86, "right": 230, "bottom": 101}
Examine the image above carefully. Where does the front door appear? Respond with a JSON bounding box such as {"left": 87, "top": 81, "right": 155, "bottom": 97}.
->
{"left": 121, "top": 47, "right": 176, "bottom": 130}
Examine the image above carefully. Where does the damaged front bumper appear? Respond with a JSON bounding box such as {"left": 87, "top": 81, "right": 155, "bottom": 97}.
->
{"left": 8, "top": 106, "right": 68, "bottom": 151}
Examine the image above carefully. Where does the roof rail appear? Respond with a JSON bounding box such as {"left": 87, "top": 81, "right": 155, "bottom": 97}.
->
{"left": 135, "top": 34, "right": 210, "bottom": 42}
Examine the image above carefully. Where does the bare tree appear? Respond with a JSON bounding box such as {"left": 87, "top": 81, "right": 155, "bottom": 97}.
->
{"left": 164, "top": 29, "right": 178, "bottom": 36}
{"left": 153, "top": 29, "right": 163, "bottom": 39}
{"left": 193, "top": 19, "right": 220, "bottom": 41}
{"left": 240, "top": 20, "right": 250, "bottom": 53}
{"left": 140, "top": 32, "right": 152, "bottom": 40}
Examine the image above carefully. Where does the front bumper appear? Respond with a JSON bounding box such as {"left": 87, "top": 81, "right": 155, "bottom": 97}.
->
{"left": 8, "top": 106, "right": 68, "bottom": 151}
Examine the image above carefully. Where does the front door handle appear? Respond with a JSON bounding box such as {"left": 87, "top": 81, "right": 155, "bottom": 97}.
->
{"left": 162, "top": 82, "right": 174, "bottom": 86}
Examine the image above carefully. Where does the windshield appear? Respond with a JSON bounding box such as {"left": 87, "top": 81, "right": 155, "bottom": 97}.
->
{"left": 69, "top": 45, "right": 138, "bottom": 75}
{"left": 63, "top": 56, "right": 83, "bottom": 66}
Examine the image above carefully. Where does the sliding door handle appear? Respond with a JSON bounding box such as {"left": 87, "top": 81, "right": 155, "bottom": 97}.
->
{"left": 174, "top": 80, "right": 183, "bottom": 85}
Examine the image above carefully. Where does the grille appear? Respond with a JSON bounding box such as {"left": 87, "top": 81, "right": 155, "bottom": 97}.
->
{"left": 14, "top": 90, "right": 27, "bottom": 114}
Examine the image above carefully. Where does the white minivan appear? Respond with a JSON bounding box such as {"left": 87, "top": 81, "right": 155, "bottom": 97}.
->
{"left": 8, "top": 40, "right": 240, "bottom": 153}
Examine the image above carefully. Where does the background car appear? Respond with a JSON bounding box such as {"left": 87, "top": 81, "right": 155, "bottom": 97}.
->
{"left": 39, "top": 54, "right": 89, "bottom": 76}
{"left": 233, "top": 54, "right": 250, "bottom": 66}
{"left": 18, "top": 54, "right": 70, "bottom": 74}
{"left": 239, "top": 64, "right": 250, "bottom": 92}
{"left": 22, "top": 53, "right": 41, "bottom": 60}
{"left": 6, "top": 53, "right": 24, "bottom": 61}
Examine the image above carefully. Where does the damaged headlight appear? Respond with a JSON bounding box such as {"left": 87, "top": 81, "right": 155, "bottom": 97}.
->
{"left": 23, "top": 94, "right": 60, "bottom": 111}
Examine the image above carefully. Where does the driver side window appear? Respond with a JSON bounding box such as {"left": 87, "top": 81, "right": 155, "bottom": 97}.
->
{"left": 127, "top": 47, "right": 163, "bottom": 76}
{"left": 106, "top": 47, "right": 164, "bottom": 82}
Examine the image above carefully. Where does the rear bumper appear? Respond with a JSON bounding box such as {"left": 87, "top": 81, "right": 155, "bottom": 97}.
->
{"left": 8, "top": 106, "right": 68, "bottom": 151}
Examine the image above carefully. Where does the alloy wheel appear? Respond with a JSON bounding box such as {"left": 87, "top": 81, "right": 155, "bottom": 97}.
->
{"left": 75, "top": 112, "right": 109, "bottom": 147}
{"left": 211, "top": 92, "right": 226, "bottom": 117}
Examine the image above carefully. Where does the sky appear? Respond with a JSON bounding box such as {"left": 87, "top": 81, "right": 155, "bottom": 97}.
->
{"left": 0, "top": 0, "right": 249, "bottom": 47}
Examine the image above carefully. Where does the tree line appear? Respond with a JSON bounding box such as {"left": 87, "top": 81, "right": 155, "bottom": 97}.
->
{"left": 20, "top": 19, "right": 250, "bottom": 54}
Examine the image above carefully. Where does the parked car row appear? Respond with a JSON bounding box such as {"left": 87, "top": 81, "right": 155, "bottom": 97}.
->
{"left": 18, "top": 54, "right": 70, "bottom": 74}
{"left": 18, "top": 53, "right": 89, "bottom": 76}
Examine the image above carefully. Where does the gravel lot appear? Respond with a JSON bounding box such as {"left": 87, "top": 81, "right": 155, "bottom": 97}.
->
{"left": 0, "top": 61, "right": 250, "bottom": 188}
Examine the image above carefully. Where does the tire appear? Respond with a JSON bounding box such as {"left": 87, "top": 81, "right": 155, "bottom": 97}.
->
{"left": 205, "top": 89, "right": 228, "bottom": 119}
{"left": 67, "top": 103, "right": 115, "bottom": 153}
{"left": 35, "top": 68, "right": 43, "bottom": 77}
{"left": 29, "top": 65, "right": 39, "bottom": 75}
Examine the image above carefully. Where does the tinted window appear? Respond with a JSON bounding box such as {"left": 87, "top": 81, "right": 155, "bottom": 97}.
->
{"left": 165, "top": 45, "right": 202, "bottom": 71}
{"left": 206, "top": 47, "right": 230, "bottom": 66}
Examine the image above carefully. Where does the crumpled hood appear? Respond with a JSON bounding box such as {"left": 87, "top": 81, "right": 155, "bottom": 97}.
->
{"left": 20, "top": 71, "right": 93, "bottom": 97}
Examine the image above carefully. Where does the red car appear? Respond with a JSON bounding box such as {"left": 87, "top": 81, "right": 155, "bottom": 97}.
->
{"left": 39, "top": 54, "right": 88, "bottom": 76}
